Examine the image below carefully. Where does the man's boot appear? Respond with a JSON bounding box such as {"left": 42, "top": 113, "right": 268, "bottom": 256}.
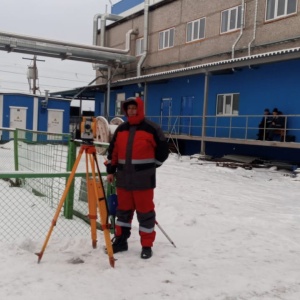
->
{"left": 112, "top": 227, "right": 131, "bottom": 254}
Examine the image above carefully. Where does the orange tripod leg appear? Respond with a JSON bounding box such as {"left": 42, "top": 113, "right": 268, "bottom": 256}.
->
{"left": 87, "top": 178, "right": 98, "bottom": 248}
{"left": 36, "top": 147, "right": 84, "bottom": 263}
{"left": 85, "top": 152, "right": 98, "bottom": 249}
{"left": 88, "top": 151, "right": 115, "bottom": 268}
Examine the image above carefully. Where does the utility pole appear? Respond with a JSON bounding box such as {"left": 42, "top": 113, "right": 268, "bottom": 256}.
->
{"left": 23, "top": 55, "right": 45, "bottom": 94}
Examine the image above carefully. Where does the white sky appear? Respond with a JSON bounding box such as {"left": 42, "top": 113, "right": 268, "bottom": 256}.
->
{"left": 0, "top": 0, "right": 116, "bottom": 110}
{"left": 1, "top": 141, "right": 300, "bottom": 299}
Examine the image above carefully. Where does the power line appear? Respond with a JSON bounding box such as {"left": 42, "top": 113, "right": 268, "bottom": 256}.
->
{"left": 0, "top": 69, "right": 95, "bottom": 83}
{"left": 0, "top": 60, "right": 95, "bottom": 77}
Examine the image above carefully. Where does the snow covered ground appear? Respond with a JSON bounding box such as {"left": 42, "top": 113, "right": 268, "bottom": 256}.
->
{"left": 0, "top": 152, "right": 300, "bottom": 300}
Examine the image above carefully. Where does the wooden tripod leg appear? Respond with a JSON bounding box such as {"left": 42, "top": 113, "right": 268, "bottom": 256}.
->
{"left": 85, "top": 151, "right": 98, "bottom": 248}
{"left": 88, "top": 152, "right": 115, "bottom": 268}
{"left": 36, "top": 147, "right": 84, "bottom": 263}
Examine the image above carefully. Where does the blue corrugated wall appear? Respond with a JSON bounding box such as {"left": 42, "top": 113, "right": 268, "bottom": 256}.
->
{"left": 2, "top": 94, "right": 70, "bottom": 136}
{"left": 95, "top": 59, "right": 300, "bottom": 162}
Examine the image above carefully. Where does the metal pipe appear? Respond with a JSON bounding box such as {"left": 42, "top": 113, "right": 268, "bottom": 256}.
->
{"left": 93, "top": 13, "right": 123, "bottom": 47}
{"left": 137, "top": 0, "right": 150, "bottom": 78}
{"left": 232, "top": 0, "right": 245, "bottom": 59}
{"left": 93, "top": 13, "right": 137, "bottom": 53}
{"left": 155, "top": 220, "right": 176, "bottom": 248}
{"left": 0, "top": 35, "right": 136, "bottom": 64}
{"left": 106, "top": 66, "right": 111, "bottom": 119}
{"left": 248, "top": 0, "right": 259, "bottom": 56}
{"left": 200, "top": 72, "right": 209, "bottom": 155}
{"left": 0, "top": 30, "right": 128, "bottom": 54}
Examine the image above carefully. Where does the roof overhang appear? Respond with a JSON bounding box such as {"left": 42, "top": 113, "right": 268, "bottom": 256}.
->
{"left": 51, "top": 46, "right": 300, "bottom": 99}
{"left": 115, "top": 47, "right": 300, "bottom": 85}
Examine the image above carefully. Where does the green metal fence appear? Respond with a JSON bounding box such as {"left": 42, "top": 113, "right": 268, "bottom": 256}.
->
{"left": 0, "top": 128, "right": 111, "bottom": 242}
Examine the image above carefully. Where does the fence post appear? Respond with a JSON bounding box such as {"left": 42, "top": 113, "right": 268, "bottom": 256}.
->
{"left": 13, "top": 129, "right": 22, "bottom": 186}
{"left": 64, "top": 139, "right": 76, "bottom": 219}
{"left": 13, "top": 129, "right": 19, "bottom": 171}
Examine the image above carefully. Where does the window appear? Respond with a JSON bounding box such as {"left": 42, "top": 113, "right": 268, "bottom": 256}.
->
{"left": 136, "top": 37, "right": 144, "bottom": 56}
{"left": 266, "top": 0, "right": 297, "bottom": 21}
{"left": 158, "top": 28, "right": 175, "bottom": 50}
{"left": 221, "top": 5, "right": 242, "bottom": 33}
{"left": 115, "top": 93, "right": 126, "bottom": 116}
{"left": 216, "top": 94, "right": 239, "bottom": 115}
{"left": 186, "top": 18, "right": 206, "bottom": 42}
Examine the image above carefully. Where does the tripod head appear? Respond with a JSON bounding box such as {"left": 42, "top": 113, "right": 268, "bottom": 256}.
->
{"left": 80, "top": 117, "right": 95, "bottom": 142}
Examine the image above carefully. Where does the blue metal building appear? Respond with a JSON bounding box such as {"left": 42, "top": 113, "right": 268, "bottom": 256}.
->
{"left": 0, "top": 93, "right": 71, "bottom": 141}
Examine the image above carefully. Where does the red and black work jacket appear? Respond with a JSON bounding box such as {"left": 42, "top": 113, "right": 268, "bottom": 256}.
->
{"left": 106, "top": 97, "right": 169, "bottom": 190}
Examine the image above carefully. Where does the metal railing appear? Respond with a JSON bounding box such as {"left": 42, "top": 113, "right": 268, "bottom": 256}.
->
{"left": 147, "top": 114, "right": 300, "bottom": 143}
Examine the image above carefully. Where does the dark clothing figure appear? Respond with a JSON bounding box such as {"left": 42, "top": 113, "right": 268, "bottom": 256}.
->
{"left": 106, "top": 97, "right": 169, "bottom": 259}
{"left": 257, "top": 108, "right": 272, "bottom": 140}
{"left": 266, "top": 108, "right": 285, "bottom": 141}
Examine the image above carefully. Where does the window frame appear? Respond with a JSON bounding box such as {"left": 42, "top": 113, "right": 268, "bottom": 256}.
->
{"left": 136, "top": 37, "right": 144, "bottom": 56}
{"left": 115, "top": 93, "right": 126, "bottom": 116}
{"left": 186, "top": 17, "right": 206, "bottom": 43}
{"left": 216, "top": 93, "right": 240, "bottom": 116}
{"left": 158, "top": 27, "right": 175, "bottom": 50}
{"left": 265, "top": 0, "right": 297, "bottom": 21}
{"left": 220, "top": 5, "right": 243, "bottom": 34}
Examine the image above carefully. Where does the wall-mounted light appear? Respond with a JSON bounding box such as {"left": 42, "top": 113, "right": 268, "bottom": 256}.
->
{"left": 41, "top": 90, "right": 49, "bottom": 108}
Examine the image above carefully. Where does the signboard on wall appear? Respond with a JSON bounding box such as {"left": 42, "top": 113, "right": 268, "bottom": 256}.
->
{"left": 9, "top": 106, "right": 28, "bottom": 139}
{"left": 47, "top": 109, "right": 63, "bottom": 140}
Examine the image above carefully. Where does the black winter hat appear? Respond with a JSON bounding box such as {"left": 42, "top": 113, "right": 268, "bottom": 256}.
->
{"left": 123, "top": 97, "right": 137, "bottom": 111}
{"left": 273, "top": 108, "right": 279, "bottom": 113}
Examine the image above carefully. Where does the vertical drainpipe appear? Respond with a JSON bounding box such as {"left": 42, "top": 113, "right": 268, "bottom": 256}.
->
{"left": 137, "top": 0, "right": 150, "bottom": 113}
{"left": 137, "top": 0, "right": 149, "bottom": 78}
{"left": 248, "top": 0, "right": 258, "bottom": 56}
{"left": 200, "top": 72, "right": 209, "bottom": 155}
{"left": 144, "top": 82, "right": 148, "bottom": 115}
{"left": 231, "top": 0, "right": 245, "bottom": 59}
{"left": 106, "top": 66, "right": 111, "bottom": 119}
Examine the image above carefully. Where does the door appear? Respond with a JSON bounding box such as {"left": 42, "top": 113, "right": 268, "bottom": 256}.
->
{"left": 47, "top": 109, "right": 63, "bottom": 140}
{"left": 160, "top": 98, "right": 172, "bottom": 132}
{"left": 9, "top": 106, "right": 27, "bottom": 139}
{"left": 180, "top": 96, "right": 194, "bottom": 135}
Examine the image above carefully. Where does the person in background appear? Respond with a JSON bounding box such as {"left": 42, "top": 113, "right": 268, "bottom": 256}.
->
{"left": 257, "top": 108, "right": 272, "bottom": 140}
{"left": 266, "top": 108, "right": 285, "bottom": 141}
{"left": 106, "top": 97, "right": 169, "bottom": 259}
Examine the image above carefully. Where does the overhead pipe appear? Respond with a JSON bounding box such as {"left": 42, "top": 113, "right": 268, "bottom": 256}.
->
{"left": 248, "top": 0, "right": 259, "bottom": 56}
{"left": 92, "top": 29, "right": 137, "bottom": 68}
{"left": 137, "top": 0, "right": 150, "bottom": 78}
{"left": 92, "top": 13, "right": 123, "bottom": 119}
{"left": 93, "top": 13, "right": 138, "bottom": 52}
{"left": 0, "top": 35, "right": 136, "bottom": 65}
{"left": 0, "top": 30, "right": 135, "bottom": 55}
{"left": 93, "top": 13, "right": 123, "bottom": 47}
{"left": 92, "top": 13, "right": 138, "bottom": 118}
{"left": 231, "top": 0, "right": 245, "bottom": 59}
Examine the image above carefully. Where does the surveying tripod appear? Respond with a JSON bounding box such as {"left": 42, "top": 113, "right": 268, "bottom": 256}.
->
{"left": 36, "top": 142, "right": 115, "bottom": 268}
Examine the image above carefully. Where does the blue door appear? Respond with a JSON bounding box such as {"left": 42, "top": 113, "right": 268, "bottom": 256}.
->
{"left": 160, "top": 98, "right": 172, "bottom": 132}
{"left": 180, "top": 96, "right": 194, "bottom": 134}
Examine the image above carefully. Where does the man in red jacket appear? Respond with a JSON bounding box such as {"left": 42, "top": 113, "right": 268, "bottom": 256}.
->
{"left": 106, "top": 97, "right": 169, "bottom": 259}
